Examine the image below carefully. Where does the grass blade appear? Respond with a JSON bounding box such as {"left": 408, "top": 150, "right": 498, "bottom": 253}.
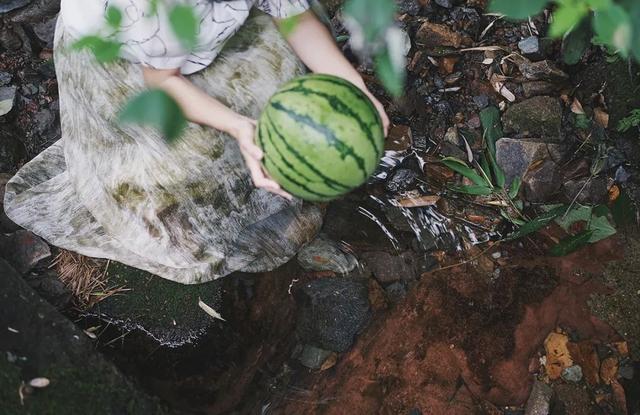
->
{"left": 441, "top": 157, "right": 489, "bottom": 187}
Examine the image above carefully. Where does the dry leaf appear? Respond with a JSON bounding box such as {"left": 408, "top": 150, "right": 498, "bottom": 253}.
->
{"left": 319, "top": 353, "right": 338, "bottom": 371}
{"left": 544, "top": 332, "right": 573, "bottom": 380}
{"left": 198, "top": 298, "right": 226, "bottom": 321}
{"left": 609, "top": 184, "right": 621, "bottom": 202}
{"left": 28, "top": 378, "right": 50, "bottom": 388}
{"left": 570, "top": 98, "right": 585, "bottom": 114}
{"left": 600, "top": 357, "right": 619, "bottom": 385}
{"left": 594, "top": 108, "right": 609, "bottom": 128}
{"left": 396, "top": 195, "right": 441, "bottom": 208}
{"left": 482, "top": 58, "right": 494, "bottom": 65}
{"left": 612, "top": 341, "right": 629, "bottom": 357}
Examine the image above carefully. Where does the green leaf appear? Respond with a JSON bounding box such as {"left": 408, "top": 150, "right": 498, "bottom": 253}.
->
{"left": 593, "top": 4, "right": 632, "bottom": 55}
{"left": 507, "top": 205, "right": 566, "bottom": 240}
{"left": 480, "top": 106, "right": 503, "bottom": 156}
{"left": 555, "top": 205, "right": 617, "bottom": 243}
{"left": 344, "top": 0, "right": 396, "bottom": 44}
{"left": 561, "top": 16, "right": 593, "bottom": 65}
{"left": 549, "top": 230, "right": 593, "bottom": 256}
{"left": 508, "top": 176, "right": 522, "bottom": 199}
{"left": 549, "top": 2, "right": 589, "bottom": 37}
{"left": 118, "top": 89, "right": 187, "bottom": 142}
{"left": 441, "top": 157, "right": 489, "bottom": 187}
{"left": 106, "top": 5, "right": 123, "bottom": 29}
{"left": 335, "top": 35, "right": 350, "bottom": 43}
{"left": 449, "top": 185, "right": 494, "bottom": 196}
{"left": 169, "top": 5, "right": 198, "bottom": 50}
{"left": 611, "top": 190, "right": 636, "bottom": 227}
{"left": 489, "top": 0, "right": 548, "bottom": 19}
{"left": 72, "top": 36, "right": 121, "bottom": 63}
{"left": 375, "top": 47, "right": 405, "bottom": 98}
{"left": 487, "top": 151, "right": 505, "bottom": 189}
{"left": 278, "top": 15, "right": 300, "bottom": 38}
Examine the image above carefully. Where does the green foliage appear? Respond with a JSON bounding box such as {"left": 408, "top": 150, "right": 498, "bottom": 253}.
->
{"left": 169, "top": 4, "right": 198, "bottom": 50}
{"left": 618, "top": 109, "right": 640, "bottom": 132}
{"left": 343, "top": 0, "right": 395, "bottom": 44}
{"left": 118, "top": 89, "right": 187, "bottom": 142}
{"left": 72, "top": 36, "right": 121, "bottom": 63}
{"left": 507, "top": 205, "right": 566, "bottom": 240}
{"left": 106, "top": 6, "right": 123, "bottom": 29}
{"left": 278, "top": 15, "right": 301, "bottom": 38}
{"left": 490, "top": 0, "right": 640, "bottom": 62}
{"left": 549, "top": 230, "right": 594, "bottom": 256}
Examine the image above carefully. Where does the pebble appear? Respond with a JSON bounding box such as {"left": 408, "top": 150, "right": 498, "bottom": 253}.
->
{"left": 296, "top": 344, "right": 334, "bottom": 370}
{"left": 296, "top": 233, "right": 358, "bottom": 274}
{"left": 385, "top": 168, "right": 419, "bottom": 193}
{"left": 435, "top": 0, "right": 453, "bottom": 8}
{"left": 0, "top": 72, "right": 11, "bottom": 87}
{"left": 524, "top": 380, "right": 553, "bottom": 415}
{"left": 473, "top": 95, "right": 489, "bottom": 109}
{"left": 561, "top": 365, "right": 584, "bottom": 383}
{"left": 0, "top": 86, "right": 17, "bottom": 116}
{"left": 518, "top": 36, "right": 541, "bottom": 58}
{"left": 385, "top": 282, "right": 408, "bottom": 304}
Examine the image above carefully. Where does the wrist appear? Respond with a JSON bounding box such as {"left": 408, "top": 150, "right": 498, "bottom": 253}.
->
{"left": 224, "top": 115, "right": 254, "bottom": 138}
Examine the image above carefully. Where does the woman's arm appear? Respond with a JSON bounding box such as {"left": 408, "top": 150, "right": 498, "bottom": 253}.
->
{"left": 142, "top": 67, "right": 291, "bottom": 199}
{"left": 278, "top": 11, "right": 391, "bottom": 135}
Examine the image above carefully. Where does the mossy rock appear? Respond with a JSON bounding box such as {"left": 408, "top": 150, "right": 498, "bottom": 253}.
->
{"left": 85, "top": 262, "right": 226, "bottom": 347}
{"left": 0, "top": 259, "right": 176, "bottom": 415}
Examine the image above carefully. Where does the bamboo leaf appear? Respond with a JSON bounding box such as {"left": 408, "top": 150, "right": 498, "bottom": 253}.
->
{"left": 549, "top": 230, "right": 593, "bottom": 256}
{"left": 508, "top": 176, "right": 522, "bottom": 199}
{"left": 449, "top": 185, "right": 494, "bottom": 196}
{"left": 441, "top": 158, "right": 488, "bottom": 186}
{"left": 507, "top": 205, "right": 566, "bottom": 240}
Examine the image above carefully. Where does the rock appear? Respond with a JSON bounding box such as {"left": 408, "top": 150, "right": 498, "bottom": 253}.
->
{"left": 561, "top": 176, "right": 608, "bottom": 205}
{"left": 84, "top": 262, "right": 225, "bottom": 347}
{"left": 0, "top": 230, "right": 51, "bottom": 274}
{"left": 416, "top": 22, "right": 465, "bottom": 48}
{"left": 0, "top": 0, "right": 31, "bottom": 13}
{"left": 33, "top": 14, "right": 57, "bottom": 48}
{"left": 385, "top": 282, "right": 408, "bottom": 303}
{"left": 435, "top": 0, "right": 453, "bottom": 7}
{"left": 495, "top": 138, "right": 562, "bottom": 185}
{"left": 524, "top": 380, "right": 553, "bottom": 415}
{"left": 439, "top": 141, "right": 467, "bottom": 160}
{"left": 561, "top": 365, "right": 584, "bottom": 383}
{"left": 502, "top": 96, "right": 563, "bottom": 142}
{"left": 24, "top": 270, "right": 72, "bottom": 309}
{"left": 398, "top": 0, "right": 422, "bottom": 15}
{"left": 522, "top": 81, "right": 557, "bottom": 98}
{"left": 523, "top": 159, "right": 562, "bottom": 203}
{"left": 0, "top": 259, "right": 172, "bottom": 414}
{"left": 386, "top": 168, "right": 419, "bottom": 193}
{"left": 0, "top": 130, "right": 26, "bottom": 172}
{"left": 0, "top": 85, "right": 17, "bottom": 116}
{"left": 296, "top": 344, "right": 334, "bottom": 369}
{"left": 296, "top": 233, "right": 358, "bottom": 274}
{"left": 0, "top": 72, "right": 11, "bottom": 86}
{"left": 293, "top": 277, "right": 370, "bottom": 353}
{"left": 33, "top": 108, "right": 55, "bottom": 135}
{"left": 553, "top": 383, "right": 595, "bottom": 415}
{"left": 518, "top": 36, "right": 542, "bottom": 59}
{"left": 360, "top": 251, "right": 416, "bottom": 284}
{"left": 473, "top": 94, "right": 489, "bottom": 109}
{"left": 518, "top": 59, "right": 569, "bottom": 82}
{"left": 386, "top": 124, "right": 413, "bottom": 152}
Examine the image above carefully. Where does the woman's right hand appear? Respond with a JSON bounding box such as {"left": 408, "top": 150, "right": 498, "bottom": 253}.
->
{"left": 230, "top": 117, "right": 293, "bottom": 200}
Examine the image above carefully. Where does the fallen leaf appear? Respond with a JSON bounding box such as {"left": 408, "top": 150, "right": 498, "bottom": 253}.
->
{"left": 396, "top": 195, "right": 441, "bottom": 208}
{"left": 482, "top": 58, "right": 494, "bottom": 65}
{"left": 466, "top": 214, "right": 487, "bottom": 223}
{"left": 612, "top": 341, "right": 629, "bottom": 357}
{"left": 198, "top": 298, "right": 226, "bottom": 321}
{"left": 611, "top": 380, "right": 628, "bottom": 414}
{"left": 609, "top": 184, "right": 620, "bottom": 202}
{"left": 570, "top": 98, "right": 585, "bottom": 114}
{"left": 440, "top": 56, "right": 459, "bottom": 74}
{"left": 544, "top": 331, "right": 573, "bottom": 380}
{"left": 319, "top": 353, "right": 338, "bottom": 371}
{"left": 600, "top": 357, "right": 619, "bottom": 385}
{"left": 28, "top": 378, "right": 50, "bottom": 388}
{"left": 593, "top": 108, "right": 609, "bottom": 128}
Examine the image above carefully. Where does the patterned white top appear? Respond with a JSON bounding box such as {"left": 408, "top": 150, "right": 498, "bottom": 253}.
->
{"left": 60, "top": 0, "right": 310, "bottom": 74}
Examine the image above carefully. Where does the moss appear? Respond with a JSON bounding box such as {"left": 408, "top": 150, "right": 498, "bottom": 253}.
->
{"left": 112, "top": 182, "right": 146, "bottom": 208}
{"left": 89, "top": 262, "right": 224, "bottom": 343}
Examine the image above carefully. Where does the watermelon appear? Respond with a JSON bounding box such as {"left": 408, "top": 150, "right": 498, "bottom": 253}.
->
{"left": 257, "top": 74, "right": 385, "bottom": 202}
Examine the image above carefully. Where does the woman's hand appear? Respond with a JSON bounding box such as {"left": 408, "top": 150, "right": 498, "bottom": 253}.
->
{"left": 362, "top": 89, "right": 390, "bottom": 136}
{"left": 230, "top": 117, "right": 293, "bottom": 200}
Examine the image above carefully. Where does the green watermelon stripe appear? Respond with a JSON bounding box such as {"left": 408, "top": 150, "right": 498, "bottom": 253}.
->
{"left": 268, "top": 101, "right": 369, "bottom": 180}
{"left": 276, "top": 85, "right": 382, "bottom": 156}
{"left": 296, "top": 75, "right": 382, "bottom": 126}
{"left": 263, "top": 114, "right": 351, "bottom": 192}
{"left": 262, "top": 154, "right": 332, "bottom": 199}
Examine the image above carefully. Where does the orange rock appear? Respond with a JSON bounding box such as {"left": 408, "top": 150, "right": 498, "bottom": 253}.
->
{"left": 416, "top": 22, "right": 464, "bottom": 48}
{"left": 544, "top": 332, "right": 573, "bottom": 380}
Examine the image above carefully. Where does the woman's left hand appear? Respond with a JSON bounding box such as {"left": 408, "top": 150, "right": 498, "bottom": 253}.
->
{"left": 365, "top": 91, "right": 390, "bottom": 137}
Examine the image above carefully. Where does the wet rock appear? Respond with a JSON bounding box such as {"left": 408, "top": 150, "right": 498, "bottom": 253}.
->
{"left": 0, "top": 0, "right": 31, "bottom": 13}
{"left": 473, "top": 94, "right": 489, "bottom": 109}
{"left": 561, "top": 365, "right": 584, "bottom": 383}
{"left": 518, "top": 59, "right": 569, "bottom": 82}
{"left": 496, "top": 138, "right": 562, "bottom": 185}
{"left": 0, "top": 85, "right": 17, "bottom": 116}
{"left": 33, "top": 108, "right": 55, "bottom": 135}
{"left": 0, "top": 72, "right": 11, "bottom": 86}
{"left": 523, "top": 81, "right": 557, "bottom": 98}
{"left": 24, "top": 270, "right": 72, "bottom": 309}
{"left": 33, "top": 14, "right": 57, "bottom": 49}
{"left": 84, "top": 262, "right": 225, "bottom": 346}
{"left": 386, "top": 168, "right": 419, "bottom": 193}
{"left": 518, "top": 36, "right": 541, "bottom": 59}
{"left": 0, "top": 259, "right": 171, "bottom": 414}
{"left": 296, "top": 233, "right": 358, "bottom": 274}
{"left": 416, "top": 22, "right": 465, "bottom": 48}
{"left": 502, "top": 96, "right": 563, "bottom": 142}
{"left": 0, "top": 230, "right": 51, "bottom": 274}
{"left": 524, "top": 380, "right": 553, "bottom": 415}
{"left": 561, "top": 176, "right": 608, "bottom": 205}
{"left": 523, "top": 159, "right": 562, "bottom": 203}
{"left": 360, "top": 251, "right": 416, "bottom": 284}
{"left": 293, "top": 277, "right": 370, "bottom": 353}
{"left": 295, "top": 344, "right": 334, "bottom": 369}
{"left": 385, "top": 281, "right": 408, "bottom": 303}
